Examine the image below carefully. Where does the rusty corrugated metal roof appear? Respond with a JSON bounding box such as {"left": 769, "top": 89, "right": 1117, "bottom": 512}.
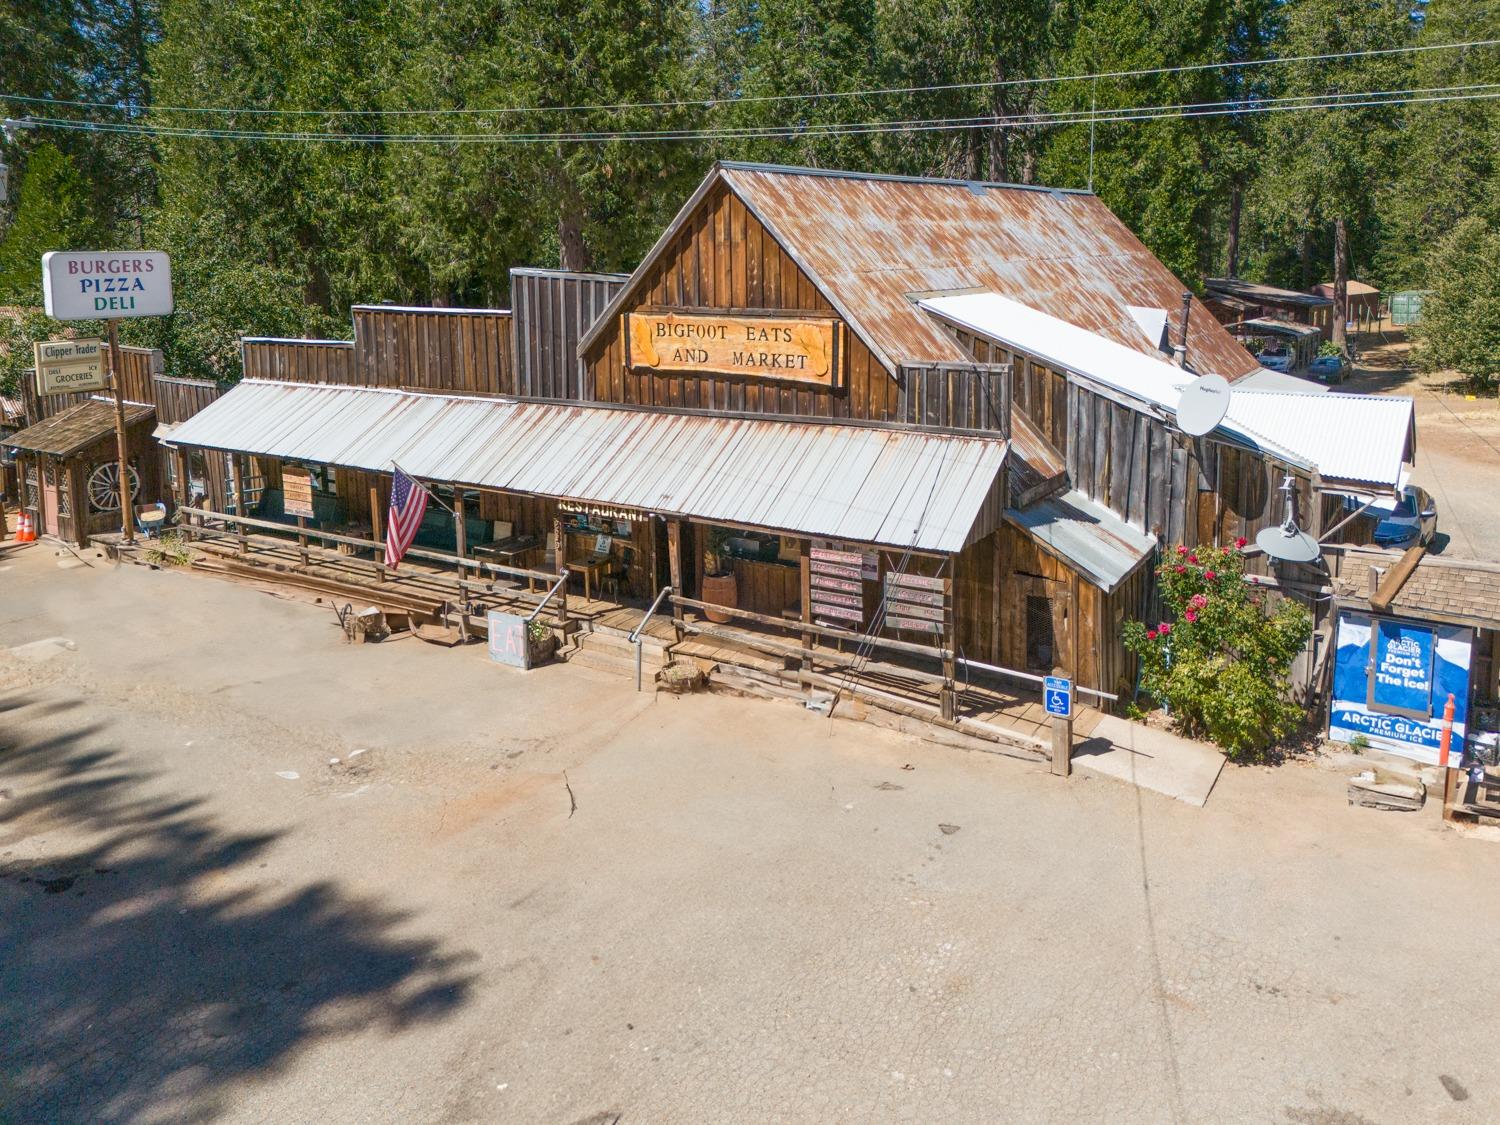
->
{"left": 165, "top": 380, "right": 1009, "bottom": 553}
{"left": 579, "top": 164, "right": 1262, "bottom": 385}
{"left": 719, "top": 164, "right": 1263, "bottom": 381}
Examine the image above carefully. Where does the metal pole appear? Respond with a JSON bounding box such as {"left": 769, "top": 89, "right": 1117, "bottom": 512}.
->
{"left": 106, "top": 319, "right": 133, "bottom": 544}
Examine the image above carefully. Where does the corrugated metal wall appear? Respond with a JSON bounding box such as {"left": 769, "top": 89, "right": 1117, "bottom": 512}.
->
{"left": 511, "top": 268, "right": 627, "bottom": 399}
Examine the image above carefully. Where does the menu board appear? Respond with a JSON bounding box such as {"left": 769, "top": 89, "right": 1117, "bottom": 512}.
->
{"left": 883, "top": 571, "right": 950, "bottom": 636}
{"left": 283, "top": 464, "right": 314, "bottom": 517}
{"left": 809, "top": 546, "right": 870, "bottom": 625}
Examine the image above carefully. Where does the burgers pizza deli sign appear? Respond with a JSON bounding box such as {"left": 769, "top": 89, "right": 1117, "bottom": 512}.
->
{"left": 43, "top": 250, "right": 174, "bottom": 321}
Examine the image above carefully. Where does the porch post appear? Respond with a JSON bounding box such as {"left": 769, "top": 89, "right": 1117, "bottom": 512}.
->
{"left": 453, "top": 490, "right": 467, "bottom": 579}
{"left": 941, "top": 573, "right": 957, "bottom": 721}
{"left": 370, "top": 482, "right": 385, "bottom": 582}
{"left": 667, "top": 518, "right": 684, "bottom": 643}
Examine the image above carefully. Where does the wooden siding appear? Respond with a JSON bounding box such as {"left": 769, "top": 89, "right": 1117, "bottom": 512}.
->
{"left": 241, "top": 307, "right": 515, "bottom": 395}
{"left": 512, "top": 269, "right": 627, "bottom": 399}
{"left": 951, "top": 328, "right": 1069, "bottom": 450}
{"left": 582, "top": 182, "right": 901, "bottom": 421}
{"left": 895, "top": 364, "right": 1012, "bottom": 436}
{"left": 242, "top": 339, "right": 355, "bottom": 384}
{"left": 351, "top": 307, "right": 514, "bottom": 395}
{"left": 20, "top": 344, "right": 161, "bottom": 423}
{"left": 152, "top": 376, "right": 225, "bottom": 425}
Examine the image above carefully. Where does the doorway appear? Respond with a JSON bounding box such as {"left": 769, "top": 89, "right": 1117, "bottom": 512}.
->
{"left": 40, "top": 461, "right": 61, "bottom": 537}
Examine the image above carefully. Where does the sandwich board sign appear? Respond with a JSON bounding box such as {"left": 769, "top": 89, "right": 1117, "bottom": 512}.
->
{"left": 1043, "top": 675, "right": 1073, "bottom": 718}
{"left": 33, "top": 337, "right": 106, "bottom": 395}
{"left": 42, "top": 250, "right": 173, "bottom": 320}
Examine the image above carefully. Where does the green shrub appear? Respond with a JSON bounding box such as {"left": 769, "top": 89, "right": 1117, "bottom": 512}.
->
{"left": 1123, "top": 542, "right": 1311, "bottom": 760}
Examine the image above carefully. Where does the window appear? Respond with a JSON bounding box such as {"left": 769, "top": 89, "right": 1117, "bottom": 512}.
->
{"left": 309, "top": 464, "right": 337, "bottom": 493}
{"left": 23, "top": 464, "right": 39, "bottom": 510}
{"left": 1025, "top": 594, "right": 1055, "bottom": 672}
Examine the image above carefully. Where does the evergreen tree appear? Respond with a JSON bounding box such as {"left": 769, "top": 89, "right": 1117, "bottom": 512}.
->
{"left": 1376, "top": 0, "right": 1500, "bottom": 290}
{"left": 874, "top": 0, "right": 1061, "bottom": 183}
{"left": 1412, "top": 214, "right": 1500, "bottom": 391}
{"left": 707, "top": 0, "right": 880, "bottom": 171}
{"left": 0, "top": 143, "right": 98, "bottom": 301}
{"left": 1246, "top": 0, "right": 1414, "bottom": 348}
{"left": 1038, "top": 0, "right": 1252, "bottom": 285}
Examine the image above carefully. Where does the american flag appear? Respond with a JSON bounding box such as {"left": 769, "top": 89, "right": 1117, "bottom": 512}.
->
{"left": 384, "top": 466, "right": 429, "bottom": 569}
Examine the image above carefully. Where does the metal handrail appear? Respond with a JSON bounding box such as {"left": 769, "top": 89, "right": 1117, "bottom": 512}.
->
{"left": 956, "top": 656, "right": 1119, "bottom": 702}
{"left": 630, "top": 583, "right": 675, "bottom": 691}
{"left": 630, "top": 584, "right": 675, "bottom": 644}
{"left": 526, "top": 569, "right": 571, "bottom": 625}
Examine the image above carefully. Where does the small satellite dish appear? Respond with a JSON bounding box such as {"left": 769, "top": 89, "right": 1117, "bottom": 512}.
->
{"left": 1255, "top": 475, "right": 1321, "bottom": 563}
{"left": 1174, "top": 373, "right": 1231, "bottom": 437}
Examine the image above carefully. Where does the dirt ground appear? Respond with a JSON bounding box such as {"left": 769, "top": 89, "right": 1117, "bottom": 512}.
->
{"left": 1347, "top": 330, "right": 1500, "bottom": 560}
{"left": 4, "top": 544, "right": 1500, "bottom": 1123}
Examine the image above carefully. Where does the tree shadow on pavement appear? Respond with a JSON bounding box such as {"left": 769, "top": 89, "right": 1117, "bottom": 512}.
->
{"left": 0, "top": 689, "right": 477, "bottom": 1123}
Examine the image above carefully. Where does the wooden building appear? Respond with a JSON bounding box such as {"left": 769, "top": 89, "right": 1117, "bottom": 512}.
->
{"left": 4, "top": 399, "right": 160, "bottom": 546}
{"left": 168, "top": 163, "right": 1418, "bottom": 701}
{"left": 1205, "top": 277, "right": 1336, "bottom": 340}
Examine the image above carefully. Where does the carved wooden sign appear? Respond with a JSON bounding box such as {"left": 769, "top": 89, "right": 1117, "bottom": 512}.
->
{"left": 626, "top": 311, "right": 838, "bottom": 385}
{"left": 282, "top": 464, "right": 315, "bottom": 517}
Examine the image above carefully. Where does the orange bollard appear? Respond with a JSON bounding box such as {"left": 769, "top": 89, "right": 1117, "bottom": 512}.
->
{"left": 1438, "top": 692, "right": 1456, "bottom": 768}
{"left": 1438, "top": 692, "right": 1459, "bottom": 820}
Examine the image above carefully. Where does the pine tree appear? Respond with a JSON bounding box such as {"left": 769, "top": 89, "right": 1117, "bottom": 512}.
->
{"left": 1246, "top": 0, "right": 1414, "bottom": 348}
{"left": 0, "top": 143, "right": 98, "bottom": 302}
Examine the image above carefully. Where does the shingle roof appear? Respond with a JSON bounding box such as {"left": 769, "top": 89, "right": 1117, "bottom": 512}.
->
{"left": 1336, "top": 551, "right": 1500, "bottom": 629}
{"left": 1, "top": 398, "right": 154, "bottom": 457}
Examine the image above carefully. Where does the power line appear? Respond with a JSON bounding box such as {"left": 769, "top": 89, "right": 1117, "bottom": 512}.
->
{"left": 10, "top": 84, "right": 1498, "bottom": 146}
{"left": 1, "top": 37, "right": 1496, "bottom": 121}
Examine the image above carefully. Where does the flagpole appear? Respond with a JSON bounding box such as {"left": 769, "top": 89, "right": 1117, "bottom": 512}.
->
{"left": 390, "top": 461, "right": 458, "bottom": 517}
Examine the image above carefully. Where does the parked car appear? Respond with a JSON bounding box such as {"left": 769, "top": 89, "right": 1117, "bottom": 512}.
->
{"left": 1309, "top": 352, "right": 1346, "bottom": 383}
{"left": 1258, "top": 344, "right": 1294, "bottom": 373}
{"left": 1371, "top": 485, "right": 1438, "bottom": 548}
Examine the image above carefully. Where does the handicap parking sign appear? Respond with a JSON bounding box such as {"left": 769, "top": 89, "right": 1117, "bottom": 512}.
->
{"left": 1043, "top": 675, "right": 1072, "bottom": 718}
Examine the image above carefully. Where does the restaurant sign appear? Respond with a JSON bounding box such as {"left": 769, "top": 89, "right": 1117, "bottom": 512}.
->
{"left": 626, "top": 311, "right": 838, "bottom": 386}
{"left": 33, "top": 338, "right": 106, "bottom": 395}
{"left": 43, "top": 251, "right": 173, "bottom": 320}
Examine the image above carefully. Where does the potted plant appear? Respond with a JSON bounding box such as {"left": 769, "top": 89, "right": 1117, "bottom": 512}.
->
{"left": 526, "top": 618, "right": 559, "bottom": 666}
{"left": 701, "top": 526, "right": 738, "bottom": 624}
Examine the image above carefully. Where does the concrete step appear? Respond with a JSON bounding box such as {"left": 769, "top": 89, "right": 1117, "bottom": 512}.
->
{"left": 577, "top": 627, "right": 669, "bottom": 660}
{"left": 562, "top": 629, "right": 670, "bottom": 681}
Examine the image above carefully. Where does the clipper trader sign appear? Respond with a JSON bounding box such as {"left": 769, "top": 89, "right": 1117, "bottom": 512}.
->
{"left": 626, "top": 311, "right": 838, "bottom": 386}
{"left": 33, "top": 337, "right": 107, "bottom": 395}
{"left": 42, "top": 251, "right": 174, "bottom": 320}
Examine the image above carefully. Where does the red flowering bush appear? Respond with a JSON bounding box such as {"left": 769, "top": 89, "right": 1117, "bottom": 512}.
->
{"left": 1123, "top": 543, "right": 1311, "bottom": 759}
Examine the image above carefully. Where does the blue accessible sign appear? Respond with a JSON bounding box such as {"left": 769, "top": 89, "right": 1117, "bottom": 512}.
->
{"left": 1043, "top": 675, "right": 1072, "bottom": 718}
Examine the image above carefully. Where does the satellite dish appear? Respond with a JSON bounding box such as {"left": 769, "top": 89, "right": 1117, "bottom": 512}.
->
{"left": 1255, "top": 475, "right": 1322, "bottom": 563}
{"left": 1174, "top": 373, "right": 1231, "bottom": 437}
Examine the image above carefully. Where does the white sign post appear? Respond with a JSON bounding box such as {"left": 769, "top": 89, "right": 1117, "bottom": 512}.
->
{"left": 40, "top": 250, "right": 174, "bottom": 544}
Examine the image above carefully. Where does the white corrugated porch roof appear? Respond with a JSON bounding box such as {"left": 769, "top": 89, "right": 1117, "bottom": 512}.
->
{"left": 164, "top": 380, "right": 1009, "bottom": 553}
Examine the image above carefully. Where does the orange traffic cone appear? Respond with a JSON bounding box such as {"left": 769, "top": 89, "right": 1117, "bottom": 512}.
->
{"left": 17, "top": 512, "right": 35, "bottom": 542}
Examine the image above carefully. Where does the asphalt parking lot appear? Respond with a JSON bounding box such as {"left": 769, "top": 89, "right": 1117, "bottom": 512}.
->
{"left": 3, "top": 545, "right": 1499, "bottom": 1123}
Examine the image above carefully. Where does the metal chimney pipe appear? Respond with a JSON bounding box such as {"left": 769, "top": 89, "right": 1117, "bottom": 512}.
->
{"left": 1174, "top": 291, "right": 1193, "bottom": 368}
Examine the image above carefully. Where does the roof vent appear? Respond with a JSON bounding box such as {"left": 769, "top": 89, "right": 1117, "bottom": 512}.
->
{"left": 965, "top": 182, "right": 988, "bottom": 197}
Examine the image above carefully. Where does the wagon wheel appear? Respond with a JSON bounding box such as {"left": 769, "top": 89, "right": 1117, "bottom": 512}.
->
{"left": 87, "top": 461, "right": 140, "bottom": 512}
